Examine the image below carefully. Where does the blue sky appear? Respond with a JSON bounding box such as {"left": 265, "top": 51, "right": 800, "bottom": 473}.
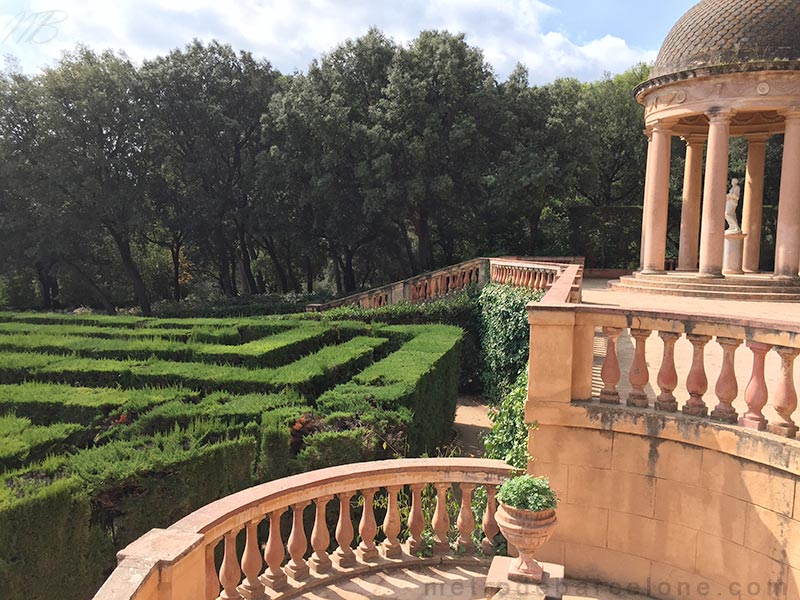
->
{"left": 1, "top": 0, "right": 697, "bottom": 82}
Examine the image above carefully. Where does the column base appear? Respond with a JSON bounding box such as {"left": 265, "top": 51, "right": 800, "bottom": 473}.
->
{"left": 696, "top": 272, "right": 724, "bottom": 279}
{"left": 773, "top": 273, "right": 800, "bottom": 281}
{"left": 675, "top": 267, "right": 698, "bottom": 273}
{"left": 640, "top": 269, "right": 667, "bottom": 275}
{"left": 767, "top": 422, "right": 798, "bottom": 438}
{"left": 738, "top": 415, "right": 767, "bottom": 431}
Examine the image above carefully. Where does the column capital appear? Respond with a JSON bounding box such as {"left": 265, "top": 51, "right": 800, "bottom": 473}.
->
{"left": 680, "top": 133, "right": 707, "bottom": 146}
{"left": 780, "top": 107, "right": 800, "bottom": 123}
{"left": 643, "top": 128, "right": 653, "bottom": 141}
{"left": 745, "top": 132, "right": 771, "bottom": 144}
{"left": 706, "top": 108, "right": 735, "bottom": 123}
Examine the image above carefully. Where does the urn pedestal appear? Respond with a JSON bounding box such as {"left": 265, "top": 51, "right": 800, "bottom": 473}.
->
{"left": 494, "top": 503, "right": 557, "bottom": 583}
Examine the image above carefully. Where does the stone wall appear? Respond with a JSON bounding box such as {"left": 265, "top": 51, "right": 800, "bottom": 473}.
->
{"left": 528, "top": 405, "right": 800, "bottom": 600}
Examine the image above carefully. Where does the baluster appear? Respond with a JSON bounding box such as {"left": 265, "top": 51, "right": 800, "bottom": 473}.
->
{"left": 534, "top": 271, "right": 542, "bottom": 289}
{"left": 218, "top": 530, "right": 242, "bottom": 600}
{"left": 656, "top": 332, "right": 680, "bottom": 412}
{"left": 627, "top": 329, "right": 651, "bottom": 408}
{"left": 238, "top": 520, "right": 265, "bottom": 599}
{"left": 432, "top": 483, "right": 451, "bottom": 554}
{"left": 769, "top": 346, "right": 800, "bottom": 437}
{"left": 206, "top": 543, "right": 219, "bottom": 600}
{"left": 740, "top": 341, "right": 771, "bottom": 430}
{"left": 481, "top": 485, "right": 500, "bottom": 555}
{"left": 332, "top": 492, "right": 356, "bottom": 568}
{"left": 683, "top": 334, "right": 711, "bottom": 416}
{"left": 599, "top": 327, "right": 623, "bottom": 404}
{"left": 710, "top": 337, "right": 742, "bottom": 423}
{"left": 284, "top": 502, "right": 309, "bottom": 580}
{"left": 356, "top": 488, "right": 379, "bottom": 562}
{"left": 456, "top": 484, "right": 475, "bottom": 554}
{"left": 381, "top": 486, "right": 402, "bottom": 558}
{"left": 309, "top": 495, "right": 333, "bottom": 574}
{"left": 406, "top": 484, "right": 425, "bottom": 555}
{"left": 261, "top": 510, "right": 286, "bottom": 590}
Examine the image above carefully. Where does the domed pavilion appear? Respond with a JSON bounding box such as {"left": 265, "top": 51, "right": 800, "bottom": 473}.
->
{"left": 633, "top": 0, "right": 800, "bottom": 288}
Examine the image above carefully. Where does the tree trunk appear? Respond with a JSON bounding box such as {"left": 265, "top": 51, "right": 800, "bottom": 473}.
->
{"left": 61, "top": 260, "right": 116, "bottom": 315}
{"left": 256, "top": 272, "right": 267, "bottom": 294}
{"left": 396, "top": 222, "right": 418, "bottom": 276}
{"left": 331, "top": 249, "right": 343, "bottom": 295}
{"left": 170, "top": 241, "right": 182, "bottom": 301}
{"left": 528, "top": 205, "right": 543, "bottom": 255}
{"left": 239, "top": 227, "right": 258, "bottom": 295}
{"left": 305, "top": 256, "right": 314, "bottom": 294}
{"left": 415, "top": 210, "right": 434, "bottom": 272}
{"left": 107, "top": 227, "right": 152, "bottom": 316}
{"left": 262, "top": 237, "right": 289, "bottom": 293}
{"left": 343, "top": 248, "right": 357, "bottom": 293}
{"left": 214, "top": 224, "right": 235, "bottom": 296}
{"left": 35, "top": 260, "right": 54, "bottom": 310}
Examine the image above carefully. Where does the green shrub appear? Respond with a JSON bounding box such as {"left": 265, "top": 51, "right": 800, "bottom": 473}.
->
{"left": 0, "top": 416, "right": 85, "bottom": 472}
{"left": 497, "top": 475, "right": 558, "bottom": 511}
{"left": 0, "top": 383, "right": 198, "bottom": 425}
{"left": 296, "top": 429, "right": 370, "bottom": 471}
{"left": 0, "top": 474, "right": 108, "bottom": 600}
{"left": 484, "top": 367, "right": 531, "bottom": 470}
{"left": 301, "top": 290, "right": 481, "bottom": 390}
{"left": 316, "top": 325, "right": 462, "bottom": 455}
{"left": 478, "top": 284, "right": 543, "bottom": 402}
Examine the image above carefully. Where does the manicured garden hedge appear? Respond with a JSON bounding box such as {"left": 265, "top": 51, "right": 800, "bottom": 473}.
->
{"left": 0, "top": 312, "right": 463, "bottom": 600}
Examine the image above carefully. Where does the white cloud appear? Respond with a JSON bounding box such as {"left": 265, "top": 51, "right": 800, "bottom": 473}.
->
{"left": 1, "top": 0, "right": 657, "bottom": 81}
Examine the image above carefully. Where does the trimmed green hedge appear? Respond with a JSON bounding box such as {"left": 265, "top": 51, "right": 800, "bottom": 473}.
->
{"left": 0, "top": 383, "right": 195, "bottom": 425}
{"left": 0, "top": 425, "right": 256, "bottom": 600}
{"left": 0, "top": 336, "right": 388, "bottom": 396}
{"left": 316, "top": 324, "right": 462, "bottom": 456}
{"left": 0, "top": 416, "right": 85, "bottom": 472}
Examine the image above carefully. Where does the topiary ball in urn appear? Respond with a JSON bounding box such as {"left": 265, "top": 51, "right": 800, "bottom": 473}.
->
{"left": 495, "top": 474, "right": 558, "bottom": 583}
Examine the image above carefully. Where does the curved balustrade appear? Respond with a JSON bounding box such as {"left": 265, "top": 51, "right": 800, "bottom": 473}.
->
{"left": 93, "top": 458, "right": 513, "bottom": 600}
{"left": 307, "top": 256, "right": 584, "bottom": 311}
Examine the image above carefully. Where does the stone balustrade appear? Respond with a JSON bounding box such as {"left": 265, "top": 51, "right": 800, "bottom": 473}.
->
{"left": 307, "top": 257, "right": 583, "bottom": 311}
{"left": 93, "top": 458, "right": 513, "bottom": 600}
{"left": 532, "top": 304, "right": 800, "bottom": 437}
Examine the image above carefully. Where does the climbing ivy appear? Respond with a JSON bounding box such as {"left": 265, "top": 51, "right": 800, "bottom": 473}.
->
{"left": 484, "top": 367, "right": 533, "bottom": 471}
{"left": 477, "top": 283, "right": 543, "bottom": 403}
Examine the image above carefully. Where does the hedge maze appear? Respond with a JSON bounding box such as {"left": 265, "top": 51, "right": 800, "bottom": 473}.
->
{"left": 0, "top": 312, "right": 462, "bottom": 599}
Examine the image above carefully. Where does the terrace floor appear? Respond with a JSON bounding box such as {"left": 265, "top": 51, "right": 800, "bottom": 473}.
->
{"left": 304, "top": 563, "right": 654, "bottom": 599}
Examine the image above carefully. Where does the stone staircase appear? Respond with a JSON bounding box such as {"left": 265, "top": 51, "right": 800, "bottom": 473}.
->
{"left": 610, "top": 271, "right": 800, "bottom": 301}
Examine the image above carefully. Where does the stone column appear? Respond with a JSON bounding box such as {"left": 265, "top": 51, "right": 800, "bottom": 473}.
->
{"left": 774, "top": 110, "right": 800, "bottom": 278}
{"left": 642, "top": 123, "right": 672, "bottom": 273}
{"left": 742, "top": 134, "right": 769, "bottom": 273}
{"left": 698, "top": 110, "right": 733, "bottom": 278}
{"left": 677, "top": 135, "right": 705, "bottom": 271}
{"left": 639, "top": 129, "right": 654, "bottom": 270}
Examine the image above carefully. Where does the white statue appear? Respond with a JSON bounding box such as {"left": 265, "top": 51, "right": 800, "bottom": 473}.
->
{"left": 725, "top": 178, "right": 741, "bottom": 233}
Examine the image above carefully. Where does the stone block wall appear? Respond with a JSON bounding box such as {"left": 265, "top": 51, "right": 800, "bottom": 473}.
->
{"left": 529, "top": 413, "right": 800, "bottom": 600}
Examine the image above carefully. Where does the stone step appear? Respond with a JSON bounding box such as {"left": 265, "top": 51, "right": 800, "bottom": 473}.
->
{"left": 616, "top": 276, "right": 800, "bottom": 294}
{"left": 630, "top": 272, "right": 799, "bottom": 287}
{"left": 610, "top": 280, "right": 800, "bottom": 301}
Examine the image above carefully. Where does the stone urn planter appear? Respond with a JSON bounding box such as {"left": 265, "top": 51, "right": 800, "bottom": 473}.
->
{"left": 495, "top": 475, "right": 558, "bottom": 583}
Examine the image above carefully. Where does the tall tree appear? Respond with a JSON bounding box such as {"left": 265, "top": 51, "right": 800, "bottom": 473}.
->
{"left": 373, "top": 31, "right": 500, "bottom": 272}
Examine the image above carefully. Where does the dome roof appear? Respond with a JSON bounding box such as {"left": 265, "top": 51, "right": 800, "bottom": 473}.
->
{"left": 649, "top": 0, "right": 800, "bottom": 80}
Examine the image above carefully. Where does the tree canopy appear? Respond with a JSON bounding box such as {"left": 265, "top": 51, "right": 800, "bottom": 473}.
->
{"left": 0, "top": 31, "right": 777, "bottom": 312}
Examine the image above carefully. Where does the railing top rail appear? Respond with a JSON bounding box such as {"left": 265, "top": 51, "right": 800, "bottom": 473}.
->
{"left": 169, "top": 457, "right": 513, "bottom": 544}
{"left": 540, "top": 264, "right": 583, "bottom": 305}
{"left": 529, "top": 301, "right": 800, "bottom": 346}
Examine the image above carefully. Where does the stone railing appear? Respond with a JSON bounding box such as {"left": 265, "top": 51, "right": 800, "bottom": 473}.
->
{"left": 308, "top": 256, "right": 583, "bottom": 311}
{"left": 93, "top": 458, "right": 513, "bottom": 600}
{"left": 526, "top": 297, "right": 800, "bottom": 598}
{"left": 530, "top": 304, "right": 800, "bottom": 435}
